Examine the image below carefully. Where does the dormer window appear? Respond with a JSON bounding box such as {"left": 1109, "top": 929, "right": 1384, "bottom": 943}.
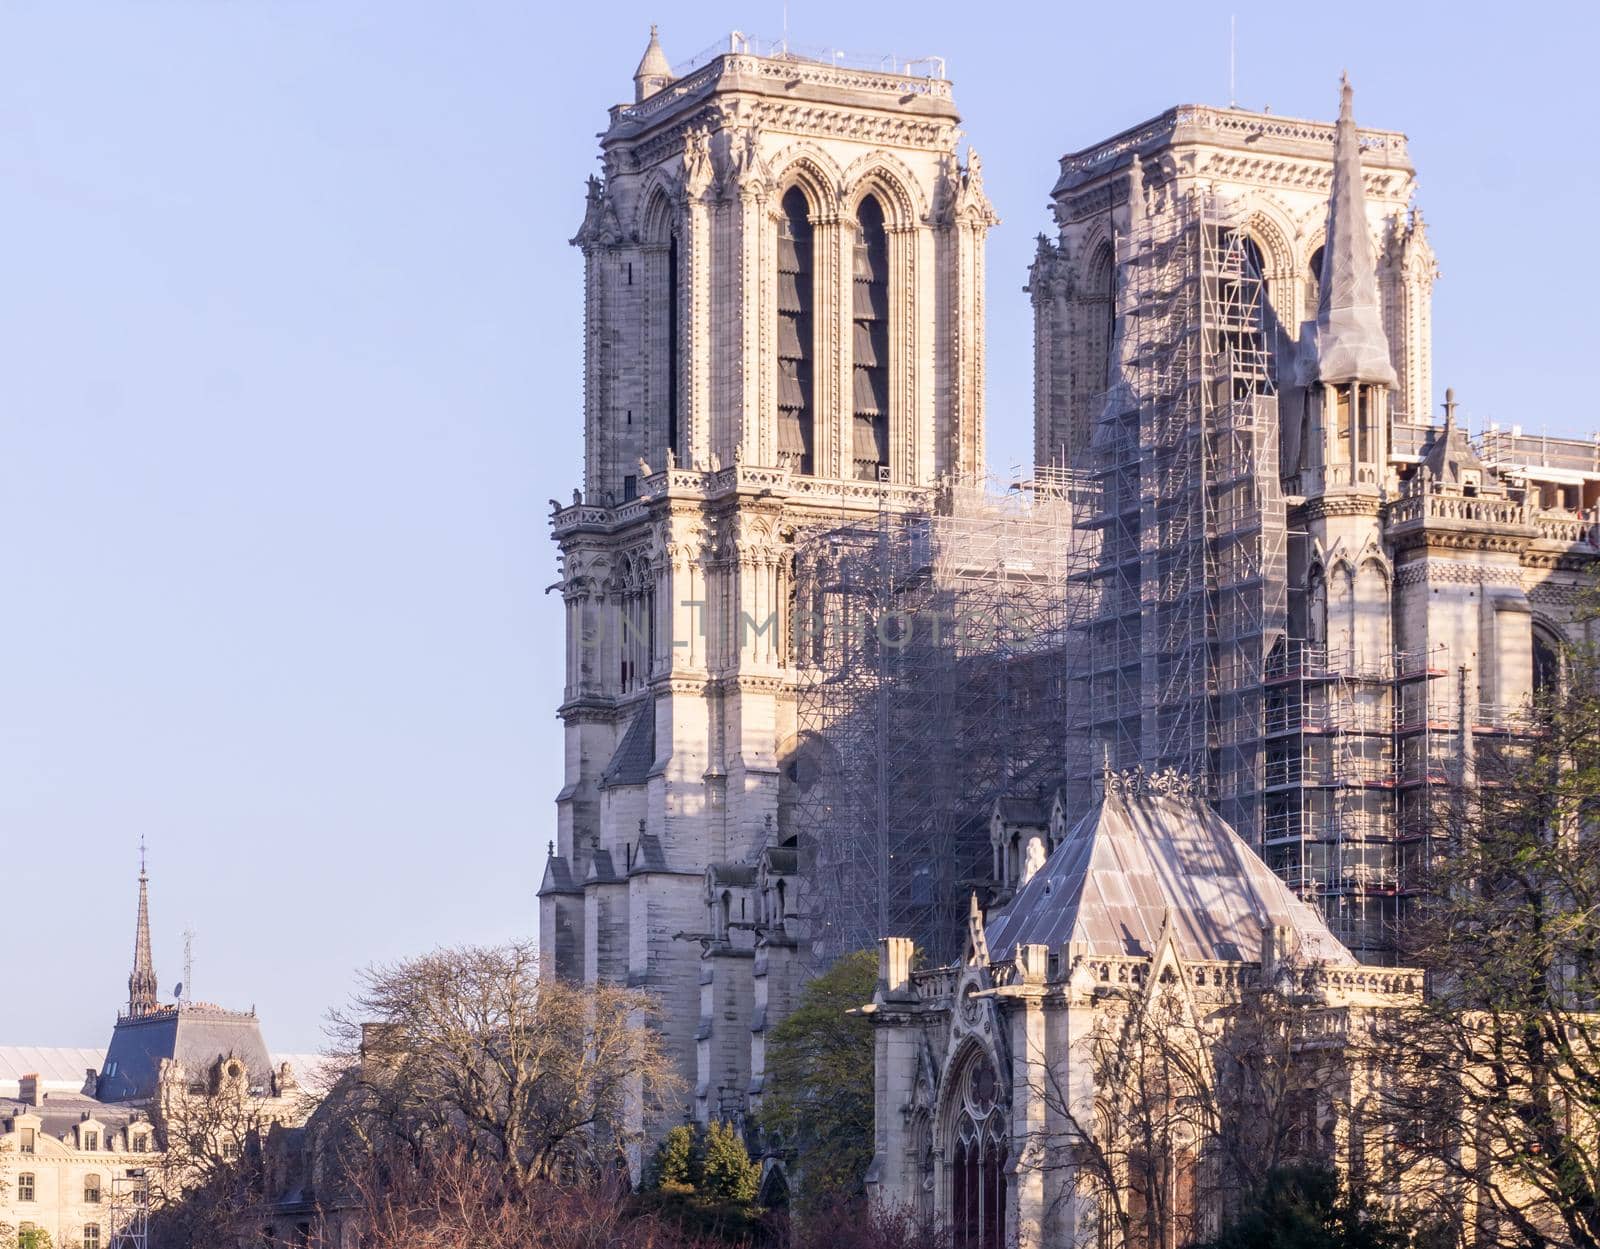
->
{"left": 21, "top": 1126, "right": 35, "bottom": 1153}
{"left": 82, "top": 1129, "right": 99, "bottom": 1152}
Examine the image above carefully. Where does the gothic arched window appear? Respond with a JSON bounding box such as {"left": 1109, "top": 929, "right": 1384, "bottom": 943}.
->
{"left": 852, "top": 195, "right": 890, "bottom": 480}
{"left": 667, "top": 230, "right": 681, "bottom": 460}
{"left": 950, "top": 1056, "right": 1007, "bottom": 1249}
{"left": 1090, "top": 241, "right": 1116, "bottom": 391}
{"left": 1307, "top": 245, "right": 1326, "bottom": 320}
{"left": 1533, "top": 623, "right": 1563, "bottom": 701}
{"left": 777, "top": 188, "right": 816, "bottom": 475}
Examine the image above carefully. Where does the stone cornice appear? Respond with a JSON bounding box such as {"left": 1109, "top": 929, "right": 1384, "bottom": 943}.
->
{"left": 1053, "top": 104, "right": 1411, "bottom": 197}
{"left": 605, "top": 52, "right": 957, "bottom": 142}
{"left": 1294, "top": 494, "right": 1383, "bottom": 523}
{"left": 551, "top": 466, "right": 934, "bottom": 539}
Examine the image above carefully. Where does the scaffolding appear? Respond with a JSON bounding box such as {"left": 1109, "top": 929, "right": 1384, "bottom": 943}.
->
{"left": 785, "top": 187, "right": 1546, "bottom": 969}
{"left": 109, "top": 1168, "right": 150, "bottom": 1249}
{"left": 789, "top": 476, "right": 1100, "bottom": 965}
{"left": 1077, "top": 192, "right": 1286, "bottom": 841}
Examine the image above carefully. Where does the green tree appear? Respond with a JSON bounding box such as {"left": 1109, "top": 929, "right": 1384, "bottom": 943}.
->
{"left": 651, "top": 1124, "right": 698, "bottom": 1194}
{"left": 1198, "top": 1166, "right": 1415, "bottom": 1249}
{"left": 639, "top": 1120, "right": 763, "bottom": 1243}
{"left": 700, "top": 1120, "right": 760, "bottom": 1206}
{"left": 760, "top": 948, "right": 878, "bottom": 1212}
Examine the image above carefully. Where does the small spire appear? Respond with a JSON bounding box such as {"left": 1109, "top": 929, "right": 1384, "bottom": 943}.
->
{"left": 1443, "top": 387, "right": 1458, "bottom": 430}
{"left": 128, "top": 842, "right": 159, "bottom": 1018}
{"left": 633, "top": 25, "right": 674, "bottom": 103}
{"left": 1339, "top": 70, "right": 1353, "bottom": 122}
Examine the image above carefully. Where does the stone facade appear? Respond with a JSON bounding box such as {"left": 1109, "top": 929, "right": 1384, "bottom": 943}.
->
{"left": 1040, "top": 81, "right": 1599, "bottom": 959}
{"left": 545, "top": 33, "right": 1600, "bottom": 1153}
{"left": 541, "top": 30, "right": 995, "bottom": 1128}
{"left": 1029, "top": 97, "right": 1434, "bottom": 471}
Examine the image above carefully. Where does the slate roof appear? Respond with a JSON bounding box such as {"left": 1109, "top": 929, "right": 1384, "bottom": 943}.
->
{"left": 97, "top": 1004, "right": 276, "bottom": 1103}
{"left": 601, "top": 703, "right": 656, "bottom": 788}
{"left": 0, "top": 1090, "right": 149, "bottom": 1138}
{"left": 538, "top": 851, "right": 581, "bottom": 896}
{"left": 984, "top": 788, "right": 1356, "bottom": 967}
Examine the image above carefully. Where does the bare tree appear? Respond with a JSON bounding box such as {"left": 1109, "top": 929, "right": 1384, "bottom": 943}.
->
{"left": 334, "top": 1138, "right": 716, "bottom": 1249}
{"left": 321, "top": 941, "right": 682, "bottom": 1186}
{"left": 1023, "top": 960, "right": 1337, "bottom": 1249}
{"left": 1363, "top": 646, "right": 1600, "bottom": 1249}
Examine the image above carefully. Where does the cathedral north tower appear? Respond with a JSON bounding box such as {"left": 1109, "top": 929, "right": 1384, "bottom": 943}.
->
{"left": 544, "top": 30, "right": 995, "bottom": 1129}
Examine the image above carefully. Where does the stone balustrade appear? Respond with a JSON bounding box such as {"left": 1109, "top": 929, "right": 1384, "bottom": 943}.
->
{"left": 551, "top": 466, "right": 933, "bottom": 535}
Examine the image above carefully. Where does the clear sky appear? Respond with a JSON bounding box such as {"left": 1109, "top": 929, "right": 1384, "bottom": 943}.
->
{"left": 1, "top": 0, "right": 1593, "bottom": 1054}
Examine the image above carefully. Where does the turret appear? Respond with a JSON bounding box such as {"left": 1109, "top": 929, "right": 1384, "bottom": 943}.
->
{"left": 633, "top": 25, "right": 674, "bottom": 103}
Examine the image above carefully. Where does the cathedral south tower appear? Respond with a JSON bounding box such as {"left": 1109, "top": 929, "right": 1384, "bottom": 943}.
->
{"left": 542, "top": 29, "right": 995, "bottom": 1128}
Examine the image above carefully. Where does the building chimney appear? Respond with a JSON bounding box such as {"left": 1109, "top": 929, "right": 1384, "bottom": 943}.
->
{"left": 18, "top": 1073, "right": 40, "bottom": 1106}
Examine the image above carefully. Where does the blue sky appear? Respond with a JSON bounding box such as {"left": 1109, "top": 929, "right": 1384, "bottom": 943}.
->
{"left": 1, "top": 0, "right": 1592, "bottom": 1053}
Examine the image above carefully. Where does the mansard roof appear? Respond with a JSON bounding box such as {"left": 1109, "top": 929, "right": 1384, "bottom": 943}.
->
{"left": 97, "top": 1002, "right": 276, "bottom": 1103}
{"left": 984, "top": 780, "right": 1355, "bottom": 967}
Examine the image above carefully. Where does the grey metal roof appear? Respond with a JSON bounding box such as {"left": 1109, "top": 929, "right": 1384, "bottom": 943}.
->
{"left": 97, "top": 1004, "right": 275, "bottom": 1103}
{"left": 600, "top": 702, "right": 656, "bottom": 788}
{"left": 985, "top": 789, "right": 1356, "bottom": 967}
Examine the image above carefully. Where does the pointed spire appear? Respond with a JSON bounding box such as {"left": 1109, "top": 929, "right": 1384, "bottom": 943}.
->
{"left": 1307, "top": 75, "right": 1397, "bottom": 387}
{"left": 633, "top": 25, "right": 674, "bottom": 103}
{"left": 128, "top": 839, "right": 159, "bottom": 1018}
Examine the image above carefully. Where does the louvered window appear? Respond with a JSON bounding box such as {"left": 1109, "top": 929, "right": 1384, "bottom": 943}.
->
{"left": 667, "top": 233, "right": 680, "bottom": 460}
{"left": 852, "top": 196, "right": 889, "bottom": 480}
{"left": 776, "top": 188, "right": 815, "bottom": 475}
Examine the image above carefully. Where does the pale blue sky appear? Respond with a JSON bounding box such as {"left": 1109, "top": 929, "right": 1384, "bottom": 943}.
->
{"left": 1, "top": 0, "right": 1591, "bottom": 1053}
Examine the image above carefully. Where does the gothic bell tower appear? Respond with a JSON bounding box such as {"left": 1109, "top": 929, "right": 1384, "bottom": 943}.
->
{"left": 543, "top": 29, "right": 995, "bottom": 1129}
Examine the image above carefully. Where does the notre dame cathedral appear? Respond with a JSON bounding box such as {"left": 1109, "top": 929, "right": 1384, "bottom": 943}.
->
{"left": 540, "top": 28, "right": 1599, "bottom": 1139}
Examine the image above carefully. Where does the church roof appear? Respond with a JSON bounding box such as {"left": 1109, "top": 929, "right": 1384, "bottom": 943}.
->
{"left": 1302, "top": 77, "right": 1397, "bottom": 388}
{"left": 984, "top": 783, "right": 1356, "bottom": 967}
